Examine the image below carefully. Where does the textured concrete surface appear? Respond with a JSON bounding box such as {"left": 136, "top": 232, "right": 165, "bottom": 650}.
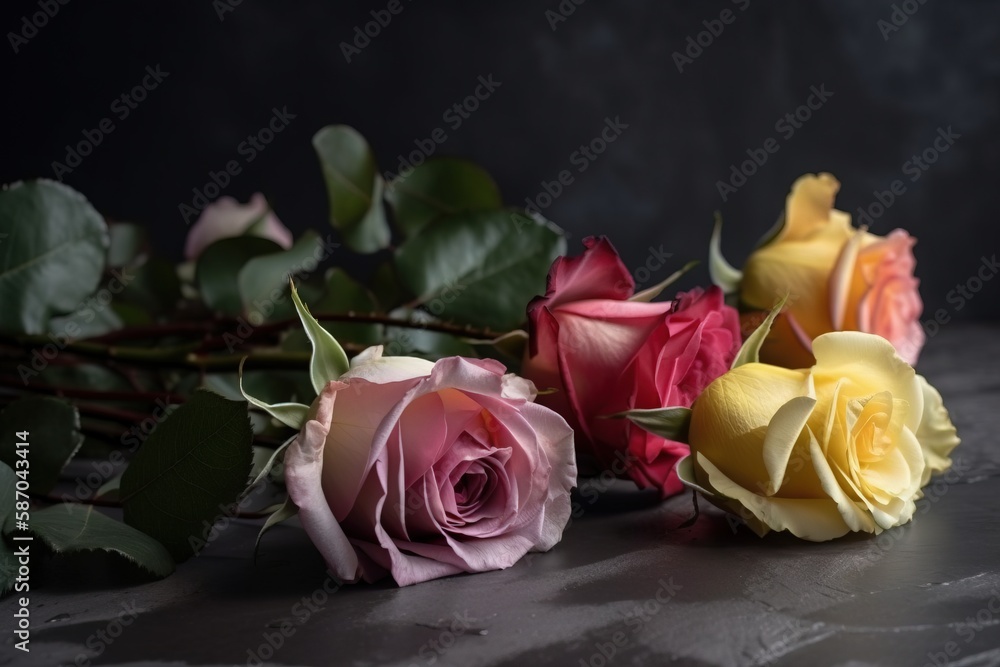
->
{"left": 2, "top": 325, "right": 999, "bottom": 667}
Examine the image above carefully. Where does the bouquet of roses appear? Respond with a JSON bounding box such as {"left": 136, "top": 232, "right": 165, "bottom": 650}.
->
{"left": 0, "top": 125, "right": 958, "bottom": 589}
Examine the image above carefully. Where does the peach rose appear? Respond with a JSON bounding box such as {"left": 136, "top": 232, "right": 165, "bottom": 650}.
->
{"left": 737, "top": 173, "right": 924, "bottom": 368}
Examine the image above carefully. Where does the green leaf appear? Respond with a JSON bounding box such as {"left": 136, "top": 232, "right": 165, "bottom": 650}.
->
{"left": 370, "top": 260, "right": 401, "bottom": 311}
{"left": 709, "top": 212, "right": 743, "bottom": 295}
{"left": 395, "top": 210, "right": 566, "bottom": 331}
{"left": 385, "top": 326, "right": 477, "bottom": 360}
{"left": 112, "top": 302, "right": 153, "bottom": 327}
{"left": 255, "top": 495, "right": 298, "bottom": 558}
{"left": 118, "top": 257, "right": 182, "bottom": 315}
{"left": 0, "top": 540, "right": 13, "bottom": 594}
{"left": 196, "top": 236, "right": 282, "bottom": 315}
{"left": 0, "top": 397, "right": 83, "bottom": 494}
{"left": 386, "top": 158, "right": 502, "bottom": 236}
{"left": 622, "top": 406, "right": 692, "bottom": 443}
{"left": 48, "top": 303, "right": 122, "bottom": 339}
{"left": 377, "top": 307, "right": 476, "bottom": 360}
{"left": 313, "top": 125, "right": 390, "bottom": 253}
{"left": 239, "top": 359, "right": 309, "bottom": 430}
{"left": 39, "top": 364, "right": 132, "bottom": 392}
{"left": 630, "top": 260, "right": 699, "bottom": 302}
{"left": 238, "top": 230, "right": 332, "bottom": 322}
{"left": 0, "top": 462, "right": 16, "bottom": 534}
{"left": 0, "top": 180, "right": 109, "bottom": 334}
{"left": 106, "top": 222, "right": 148, "bottom": 268}
{"left": 731, "top": 295, "right": 788, "bottom": 369}
{"left": 119, "top": 389, "right": 253, "bottom": 561}
{"left": 31, "top": 504, "right": 174, "bottom": 578}
{"left": 290, "top": 280, "right": 350, "bottom": 393}
{"left": 0, "top": 463, "right": 15, "bottom": 593}
{"left": 308, "top": 268, "right": 382, "bottom": 344}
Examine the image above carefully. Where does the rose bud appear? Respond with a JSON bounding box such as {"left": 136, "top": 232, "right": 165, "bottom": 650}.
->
{"left": 184, "top": 193, "right": 292, "bottom": 260}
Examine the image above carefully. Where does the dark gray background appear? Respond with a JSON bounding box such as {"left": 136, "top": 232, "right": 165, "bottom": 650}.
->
{"left": 4, "top": 0, "right": 999, "bottom": 321}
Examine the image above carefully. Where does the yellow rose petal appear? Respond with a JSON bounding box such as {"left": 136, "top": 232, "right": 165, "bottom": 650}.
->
{"left": 807, "top": 428, "right": 877, "bottom": 533}
{"left": 761, "top": 394, "right": 817, "bottom": 496}
{"left": 696, "top": 451, "right": 852, "bottom": 541}
{"left": 812, "top": 332, "right": 923, "bottom": 433}
{"left": 780, "top": 172, "right": 847, "bottom": 242}
{"left": 915, "top": 375, "right": 961, "bottom": 485}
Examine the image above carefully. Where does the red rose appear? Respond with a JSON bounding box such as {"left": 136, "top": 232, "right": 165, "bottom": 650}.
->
{"left": 523, "top": 237, "right": 740, "bottom": 496}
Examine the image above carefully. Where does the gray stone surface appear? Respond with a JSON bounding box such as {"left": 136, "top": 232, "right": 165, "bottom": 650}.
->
{"left": 3, "top": 325, "right": 999, "bottom": 667}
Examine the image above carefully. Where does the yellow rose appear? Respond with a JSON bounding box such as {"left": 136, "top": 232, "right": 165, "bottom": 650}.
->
{"left": 738, "top": 173, "right": 925, "bottom": 368}
{"left": 685, "top": 331, "right": 959, "bottom": 541}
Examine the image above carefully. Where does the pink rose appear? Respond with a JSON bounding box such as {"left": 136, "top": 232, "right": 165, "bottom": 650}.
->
{"left": 523, "top": 236, "right": 741, "bottom": 497}
{"left": 285, "top": 346, "right": 576, "bottom": 586}
{"left": 184, "top": 193, "right": 293, "bottom": 259}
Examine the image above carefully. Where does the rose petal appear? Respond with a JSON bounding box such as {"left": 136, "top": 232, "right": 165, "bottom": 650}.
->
{"left": 285, "top": 386, "right": 361, "bottom": 583}
{"left": 829, "top": 228, "right": 866, "bottom": 330}
{"left": 184, "top": 193, "right": 292, "bottom": 259}
{"left": 762, "top": 393, "right": 817, "bottom": 496}
{"left": 508, "top": 401, "right": 576, "bottom": 551}
{"left": 779, "top": 173, "right": 847, "bottom": 242}
{"left": 321, "top": 377, "right": 421, "bottom": 519}
{"left": 539, "top": 236, "right": 635, "bottom": 306}
{"left": 696, "top": 451, "right": 853, "bottom": 541}
{"left": 811, "top": 332, "right": 923, "bottom": 433}
{"left": 342, "top": 348, "right": 435, "bottom": 384}
{"left": 806, "top": 429, "right": 878, "bottom": 533}
{"left": 914, "top": 375, "right": 961, "bottom": 485}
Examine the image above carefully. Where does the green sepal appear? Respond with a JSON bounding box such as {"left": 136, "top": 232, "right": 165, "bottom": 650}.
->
{"left": 731, "top": 294, "right": 788, "bottom": 369}
{"left": 618, "top": 406, "right": 692, "bottom": 443}
{"left": 709, "top": 212, "right": 743, "bottom": 295}
{"left": 239, "top": 358, "right": 309, "bottom": 429}
{"left": 290, "top": 279, "right": 350, "bottom": 393}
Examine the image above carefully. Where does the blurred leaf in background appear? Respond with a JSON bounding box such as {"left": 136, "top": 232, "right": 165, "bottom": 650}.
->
{"left": 313, "top": 125, "right": 390, "bottom": 254}
{"left": 0, "top": 180, "right": 109, "bottom": 334}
